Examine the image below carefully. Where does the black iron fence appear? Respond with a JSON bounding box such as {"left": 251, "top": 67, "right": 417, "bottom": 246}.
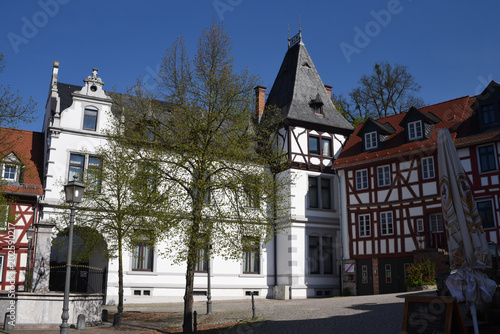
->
{"left": 49, "top": 265, "right": 107, "bottom": 300}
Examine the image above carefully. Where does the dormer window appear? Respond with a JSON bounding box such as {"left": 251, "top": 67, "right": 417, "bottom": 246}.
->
{"left": 1, "top": 153, "right": 21, "bottom": 183}
{"left": 364, "top": 131, "right": 377, "bottom": 150}
{"left": 83, "top": 108, "right": 98, "bottom": 131}
{"left": 408, "top": 120, "right": 423, "bottom": 140}
{"left": 310, "top": 94, "right": 324, "bottom": 115}
{"left": 3, "top": 165, "right": 17, "bottom": 181}
{"left": 481, "top": 104, "right": 496, "bottom": 125}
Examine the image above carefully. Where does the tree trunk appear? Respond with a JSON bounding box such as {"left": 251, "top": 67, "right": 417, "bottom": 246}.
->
{"left": 182, "top": 242, "right": 196, "bottom": 334}
{"left": 118, "top": 236, "right": 124, "bottom": 314}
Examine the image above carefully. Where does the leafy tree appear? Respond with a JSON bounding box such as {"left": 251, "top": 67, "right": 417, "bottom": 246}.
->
{"left": 73, "top": 134, "right": 163, "bottom": 315}
{"left": 339, "top": 62, "right": 425, "bottom": 123}
{"left": 113, "top": 21, "right": 289, "bottom": 334}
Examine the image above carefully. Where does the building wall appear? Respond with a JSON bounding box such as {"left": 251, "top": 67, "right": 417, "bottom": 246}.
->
{"left": 0, "top": 201, "right": 37, "bottom": 291}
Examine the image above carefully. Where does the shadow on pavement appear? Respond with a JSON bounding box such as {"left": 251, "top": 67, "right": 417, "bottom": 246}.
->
{"left": 224, "top": 301, "right": 404, "bottom": 334}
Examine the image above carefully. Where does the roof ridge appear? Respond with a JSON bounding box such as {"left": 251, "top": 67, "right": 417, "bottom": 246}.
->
{"left": 421, "top": 95, "right": 470, "bottom": 109}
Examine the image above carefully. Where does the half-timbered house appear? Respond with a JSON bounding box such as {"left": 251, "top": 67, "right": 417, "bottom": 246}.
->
{"left": 0, "top": 128, "right": 43, "bottom": 291}
{"left": 335, "top": 82, "right": 500, "bottom": 295}
{"left": 259, "top": 31, "right": 353, "bottom": 298}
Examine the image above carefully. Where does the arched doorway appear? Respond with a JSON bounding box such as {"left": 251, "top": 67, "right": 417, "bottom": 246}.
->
{"left": 49, "top": 226, "right": 108, "bottom": 297}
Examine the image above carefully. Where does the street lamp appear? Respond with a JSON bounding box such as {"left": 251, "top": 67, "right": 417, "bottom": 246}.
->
{"left": 24, "top": 225, "right": 35, "bottom": 292}
{"left": 206, "top": 245, "right": 212, "bottom": 315}
{"left": 60, "top": 175, "right": 85, "bottom": 334}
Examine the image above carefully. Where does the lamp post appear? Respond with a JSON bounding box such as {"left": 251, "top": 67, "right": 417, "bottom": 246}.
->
{"left": 24, "top": 225, "right": 35, "bottom": 292}
{"left": 60, "top": 175, "right": 85, "bottom": 334}
{"left": 206, "top": 245, "right": 212, "bottom": 315}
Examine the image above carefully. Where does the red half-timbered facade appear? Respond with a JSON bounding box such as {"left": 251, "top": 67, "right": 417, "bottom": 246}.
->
{"left": 335, "top": 81, "right": 500, "bottom": 295}
{"left": 0, "top": 128, "right": 43, "bottom": 291}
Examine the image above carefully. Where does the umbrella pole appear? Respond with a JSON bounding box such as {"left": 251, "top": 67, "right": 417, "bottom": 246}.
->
{"left": 470, "top": 303, "right": 479, "bottom": 334}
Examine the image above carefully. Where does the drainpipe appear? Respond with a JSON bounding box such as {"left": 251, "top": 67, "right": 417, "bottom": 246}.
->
{"left": 273, "top": 173, "right": 278, "bottom": 287}
{"left": 336, "top": 169, "right": 347, "bottom": 295}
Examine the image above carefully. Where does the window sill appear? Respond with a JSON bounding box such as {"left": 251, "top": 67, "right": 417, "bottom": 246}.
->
{"left": 307, "top": 208, "right": 337, "bottom": 213}
{"left": 309, "top": 153, "right": 333, "bottom": 158}
{"left": 479, "top": 169, "right": 498, "bottom": 175}
{"left": 126, "top": 271, "right": 157, "bottom": 276}
{"left": 238, "top": 273, "right": 264, "bottom": 278}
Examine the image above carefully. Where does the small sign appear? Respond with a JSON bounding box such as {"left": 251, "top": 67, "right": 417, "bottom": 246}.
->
{"left": 401, "top": 296, "right": 465, "bottom": 334}
{"left": 344, "top": 263, "right": 355, "bottom": 273}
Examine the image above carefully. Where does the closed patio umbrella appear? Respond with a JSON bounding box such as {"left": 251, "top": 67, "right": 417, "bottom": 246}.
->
{"left": 437, "top": 128, "right": 496, "bottom": 333}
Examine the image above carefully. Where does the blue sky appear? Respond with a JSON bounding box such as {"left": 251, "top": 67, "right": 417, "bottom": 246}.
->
{"left": 2, "top": 0, "right": 500, "bottom": 132}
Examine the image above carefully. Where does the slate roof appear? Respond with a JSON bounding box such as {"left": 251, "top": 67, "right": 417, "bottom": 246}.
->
{"left": 56, "top": 82, "right": 113, "bottom": 113}
{"left": 334, "top": 96, "right": 474, "bottom": 168}
{"left": 265, "top": 38, "right": 353, "bottom": 134}
{"left": 0, "top": 128, "right": 44, "bottom": 196}
{"left": 57, "top": 82, "right": 83, "bottom": 112}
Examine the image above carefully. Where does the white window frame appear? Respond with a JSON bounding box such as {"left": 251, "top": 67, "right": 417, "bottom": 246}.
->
{"left": 1, "top": 153, "right": 21, "bottom": 183}
{"left": 477, "top": 144, "right": 498, "bottom": 173}
{"left": 416, "top": 218, "right": 424, "bottom": 232}
{"left": 377, "top": 165, "right": 390, "bottom": 187}
{"left": 68, "top": 153, "right": 102, "bottom": 189}
{"left": 132, "top": 241, "right": 154, "bottom": 272}
{"left": 195, "top": 247, "right": 208, "bottom": 273}
{"left": 358, "top": 214, "right": 371, "bottom": 237}
{"left": 477, "top": 198, "right": 496, "bottom": 229}
{"left": 309, "top": 136, "right": 332, "bottom": 157}
{"left": 408, "top": 120, "right": 423, "bottom": 140}
{"left": 308, "top": 176, "right": 333, "bottom": 210}
{"left": 380, "top": 211, "right": 394, "bottom": 236}
{"left": 421, "top": 157, "right": 435, "bottom": 179}
{"left": 83, "top": 107, "right": 98, "bottom": 131}
{"left": 429, "top": 213, "right": 443, "bottom": 233}
{"left": 364, "top": 131, "right": 377, "bottom": 150}
{"left": 2, "top": 164, "right": 18, "bottom": 182}
{"left": 481, "top": 104, "right": 496, "bottom": 125}
{"left": 356, "top": 169, "right": 368, "bottom": 190}
{"left": 308, "top": 234, "right": 334, "bottom": 275}
{"left": 242, "top": 237, "right": 260, "bottom": 275}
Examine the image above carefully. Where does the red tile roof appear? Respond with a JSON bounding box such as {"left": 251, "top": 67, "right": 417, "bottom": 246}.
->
{"left": 334, "top": 96, "right": 474, "bottom": 168}
{"left": 0, "top": 127, "right": 43, "bottom": 196}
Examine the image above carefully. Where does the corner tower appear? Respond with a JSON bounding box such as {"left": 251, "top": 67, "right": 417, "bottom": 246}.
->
{"left": 264, "top": 31, "right": 353, "bottom": 298}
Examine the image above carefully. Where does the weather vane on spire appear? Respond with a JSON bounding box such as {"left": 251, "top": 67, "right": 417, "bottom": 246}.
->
{"left": 288, "top": 17, "right": 302, "bottom": 49}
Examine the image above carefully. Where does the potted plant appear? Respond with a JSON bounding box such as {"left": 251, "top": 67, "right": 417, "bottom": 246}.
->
{"left": 405, "top": 259, "right": 437, "bottom": 291}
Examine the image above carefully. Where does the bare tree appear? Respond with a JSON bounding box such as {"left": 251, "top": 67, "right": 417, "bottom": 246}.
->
{"left": 0, "top": 53, "right": 37, "bottom": 128}
{"left": 348, "top": 62, "right": 424, "bottom": 120}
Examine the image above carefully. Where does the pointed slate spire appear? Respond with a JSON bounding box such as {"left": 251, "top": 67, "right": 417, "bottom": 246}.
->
{"left": 266, "top": 32, "right": 353, "bottom": 133}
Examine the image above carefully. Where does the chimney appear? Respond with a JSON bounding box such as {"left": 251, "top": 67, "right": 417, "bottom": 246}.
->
{"left": 254, "top": 86, "right": 266, "bottom": 120}
{"left": 324, "top": 85, "right": 332, "bottom": 98}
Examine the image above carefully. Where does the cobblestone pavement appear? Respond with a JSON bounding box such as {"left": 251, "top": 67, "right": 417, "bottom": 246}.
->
{"left": 2, "top": 290, "right": 437, "bottom": 333}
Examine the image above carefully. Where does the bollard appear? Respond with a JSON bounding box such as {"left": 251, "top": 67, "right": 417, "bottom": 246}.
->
{"left": 113, "top": 312, "right": 122, "bottom": 326}
{"left": 193, "top": 310, "right": 197, "bottom": 334}
{"left": 251, "top": 292, "right": 256, "bottom": 319}
{"left": 3, "top": 313, "right": 14, "bottom": 330}
{"left": 102, "top": 309, "right": 108, "bottom": 322}
{"left": 77, "top": 314, "right": 86, "bottom": 330}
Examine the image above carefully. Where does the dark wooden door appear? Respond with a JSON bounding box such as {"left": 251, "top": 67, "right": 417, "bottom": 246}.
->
{"left": 379, "top": 258, "right": 413, "bottom": 294}
{"left": 356, "top": 259, "right": 373, "bottom": 295}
